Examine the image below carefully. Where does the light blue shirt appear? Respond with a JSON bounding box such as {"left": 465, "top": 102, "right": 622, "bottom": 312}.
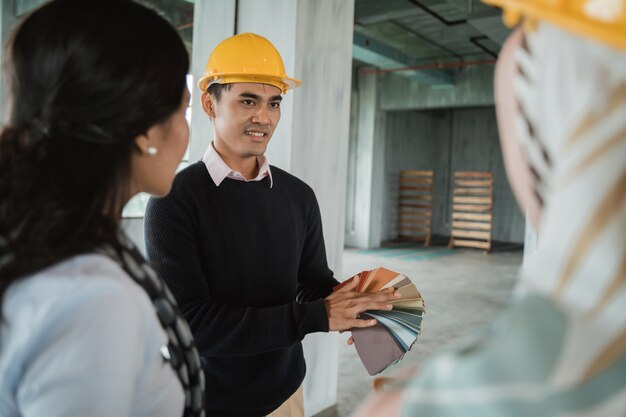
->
{"left": 0, "top": 254, "right": 184, "bottom": 417}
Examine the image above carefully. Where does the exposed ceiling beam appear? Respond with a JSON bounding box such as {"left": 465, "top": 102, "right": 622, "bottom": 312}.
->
{"left": 437, "top": 0, "right": 510, "bottom": 46}
{"left": 390, "top": 20, "right": 463, "bottom": 60}
{"left": 353, "top": 32, "right": 455, "bottom": 86}
{"left": 355, "top": 0, "right": 442, "bottom": 25}
{"left": 440, "top": 0, "right": 494, "bottom": 14}
{"left": 466, "top": 11, "right": 511, "bottom": 46}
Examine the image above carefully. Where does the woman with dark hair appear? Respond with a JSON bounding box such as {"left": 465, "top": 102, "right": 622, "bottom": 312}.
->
{"left": 0, "top": 1, "right": 204, "bottom": 416}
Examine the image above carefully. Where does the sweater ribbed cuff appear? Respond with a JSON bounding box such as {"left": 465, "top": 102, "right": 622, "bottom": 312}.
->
{"left": 294, "top": 299, "right": 330, "bottom": 338}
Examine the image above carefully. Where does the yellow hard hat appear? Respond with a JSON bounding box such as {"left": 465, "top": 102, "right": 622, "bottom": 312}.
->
{"left": 197, "top": 32, "right": 302, "bottom": 94}
{"left": 482, "top": 0, "right": 626, "bottom": 51}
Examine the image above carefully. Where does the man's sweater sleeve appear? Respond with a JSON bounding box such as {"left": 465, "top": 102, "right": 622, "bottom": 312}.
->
{"left": 145, "top": 192, "right": 329, "bottom": 358}
{"left": 296, "top": 189, "right": 340, "bottom": 303}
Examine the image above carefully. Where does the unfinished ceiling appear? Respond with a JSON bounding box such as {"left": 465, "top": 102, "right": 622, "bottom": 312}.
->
{"left": 136, "top": 0, "right": 194, "bottom": 48}
{"left": 15, "top": 0, "right": 508, "bottom": 88}
{"left": 353, "top": 0, "right": 510, "bottom": 86}
{"left": 13, "top": 0, "right": 194, "bottom": 51}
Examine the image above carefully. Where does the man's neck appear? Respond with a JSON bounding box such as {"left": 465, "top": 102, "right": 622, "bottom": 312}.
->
{"left": 213, "top": 142, "right": 259, "bottom": 180}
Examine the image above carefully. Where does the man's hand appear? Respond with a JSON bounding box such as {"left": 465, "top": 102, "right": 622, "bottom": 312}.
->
{"left": 324, "top": 276, "right": 400, "bottom": 332}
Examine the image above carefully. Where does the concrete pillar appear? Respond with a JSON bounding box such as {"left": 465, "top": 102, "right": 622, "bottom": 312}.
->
{"left": 0, "top": 0, "right": 18, "bottom": 123}
{"left": 188, "top": 0, "right": 236, "bottom": 163}
{"left": 344, "top": 70, "right": 386, "bottom": 249}
{"left": 13, "top": 0, "right": 45, "bottom": 15}
{"left": 190, "top": 1, "right": 355, "bottom": 415}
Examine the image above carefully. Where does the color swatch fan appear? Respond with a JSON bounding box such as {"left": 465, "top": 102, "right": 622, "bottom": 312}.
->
{"left": 334, "top": 267, "right": 425, "bottom": 375}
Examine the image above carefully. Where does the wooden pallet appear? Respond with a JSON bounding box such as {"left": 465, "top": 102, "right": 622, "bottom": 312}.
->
{"left": 398, "top": 170, "right": 434, "bottom": 246}
{"left": 448, "top": 171, "right": 493, "bottom": 252}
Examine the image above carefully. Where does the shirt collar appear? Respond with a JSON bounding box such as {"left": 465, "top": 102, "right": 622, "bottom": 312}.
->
{"left": 202, "top": 142, "right": 273, "bottom": 188}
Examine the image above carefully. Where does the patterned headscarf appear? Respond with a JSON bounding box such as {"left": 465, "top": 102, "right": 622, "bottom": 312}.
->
{"left": 353, "top": 20, "right": 626, "bottom": 417}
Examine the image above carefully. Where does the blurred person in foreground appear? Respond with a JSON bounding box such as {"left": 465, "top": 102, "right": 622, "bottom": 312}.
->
{"left": 354, "top": 1, "right": 626, "bottom": 416}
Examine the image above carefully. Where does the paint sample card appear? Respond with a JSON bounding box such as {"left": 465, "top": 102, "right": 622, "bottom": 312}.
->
{"left": 334, "top": 267, "right": 426, "bottom": 375}
{"left": 333, "top": 275, "right": 356, "bottom": 292}
{"left": 382, "top": 275, "right": 410, "bottom": 290}
{"left": 397, "top": 284, "right": 422, "bottom": 300}
{"left": 357, "top": 270, "right": 372, "bottom": 292}
{"left": 363, "top": 267, "right": 403, "bottom": 292}
{"left": 391, "top": 298, "right": 425, "bottom": 310}
{"left": 351, "top": 323, "right": 404, "bottom": 375}
{"left": 365, "top": 313, "right": 416, "bottom": 351}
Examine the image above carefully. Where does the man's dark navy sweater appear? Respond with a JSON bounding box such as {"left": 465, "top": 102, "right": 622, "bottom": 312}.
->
{"left": 145, "top": 161, "right": 339, "bottom": 417}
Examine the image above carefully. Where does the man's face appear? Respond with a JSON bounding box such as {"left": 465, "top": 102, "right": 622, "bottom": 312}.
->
{"left": 204, "top": 82, "right": 282, "bottom": 160}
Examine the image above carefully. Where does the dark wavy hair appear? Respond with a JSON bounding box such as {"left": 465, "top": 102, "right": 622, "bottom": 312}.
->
{"left": 0, "top": 0, "right": 189, "bottom": 307}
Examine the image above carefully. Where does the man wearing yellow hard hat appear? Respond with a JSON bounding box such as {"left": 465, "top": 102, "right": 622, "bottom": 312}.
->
{"left": 145, "top": 33, "right": 399, "bottom": 417}
{"left": 353, "top": 1, "right": 626, "bottom": 416}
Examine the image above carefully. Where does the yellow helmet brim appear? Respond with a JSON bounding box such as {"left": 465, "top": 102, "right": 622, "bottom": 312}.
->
{"left": 483, "top": 0, "right": 626, "bottom": 52}
{"left": 197, "top": 73, "right": 302, "bottom": 94}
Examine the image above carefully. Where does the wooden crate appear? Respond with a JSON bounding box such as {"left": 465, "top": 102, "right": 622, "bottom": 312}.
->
{"left": 448, "top": 171, "right": 494, "bottom": 252}
{"left": 398, "top": 170, "right": 434, "bottom": 246}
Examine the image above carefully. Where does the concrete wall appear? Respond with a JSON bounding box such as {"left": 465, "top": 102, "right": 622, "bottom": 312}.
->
{"left": 379, "top": 64, "right": 496, "bottom": 111}
{"left": 381, "top": 109, "right": 450, "bottom": 242}
{"left": 13, "top": 0, "right": 45, "bottom": 16}
{"left": 450, "top": 108, "right": 525, "bottom": 242}
{"left": 344, "top": 70, "right": 387, "bottom": 249}
{"left": 344, "top": 62, "right": 516, "bottom": 249}
{"left": 382, "top": 107, "right": 525, "bottom": 244}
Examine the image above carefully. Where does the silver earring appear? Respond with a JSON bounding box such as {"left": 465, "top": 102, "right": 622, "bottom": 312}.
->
{"left": 147, "top": 147, "right": 158, "bottom": 156}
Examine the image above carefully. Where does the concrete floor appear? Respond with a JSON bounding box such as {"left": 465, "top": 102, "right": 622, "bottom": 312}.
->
{"left": 327, "top": 243, "right": 522, "bottom": 417}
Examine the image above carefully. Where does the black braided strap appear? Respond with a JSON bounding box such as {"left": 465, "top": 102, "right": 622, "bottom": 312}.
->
{"left": 102, "top": 232, "right": 205, "bottom": 417}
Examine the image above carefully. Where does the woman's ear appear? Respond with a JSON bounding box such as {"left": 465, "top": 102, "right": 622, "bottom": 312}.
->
{"left": 133, "top": 133, "right": 153, "bottom": 156}
{"left": 201, "top": 92, "right": 216, "bottom": 118}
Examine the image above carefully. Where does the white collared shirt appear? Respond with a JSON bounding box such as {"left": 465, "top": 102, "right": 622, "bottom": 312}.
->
{"left": 202, "top": 142, "right": 273, "bottom": 188}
